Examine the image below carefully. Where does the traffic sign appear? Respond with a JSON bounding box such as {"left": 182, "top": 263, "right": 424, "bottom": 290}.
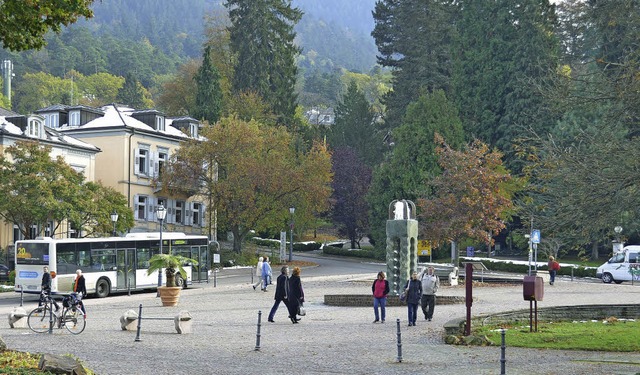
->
{"left": 531, "top": 229, "right": 541, "bottom": 244}
{"left": 417, "top": 240, "right": 431, "bottom": 256}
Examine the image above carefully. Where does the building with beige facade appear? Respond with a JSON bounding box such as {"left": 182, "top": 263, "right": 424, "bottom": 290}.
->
{"left": 37, "top": 104, "right": 210, "bottom": 237}
{"left": 0, "top": 107, "right": 99, "bottom": 260}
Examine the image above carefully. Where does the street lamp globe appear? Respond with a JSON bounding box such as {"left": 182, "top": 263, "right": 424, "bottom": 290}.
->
{"left": 110, "top": 211, "right": 118, "bottom": 237}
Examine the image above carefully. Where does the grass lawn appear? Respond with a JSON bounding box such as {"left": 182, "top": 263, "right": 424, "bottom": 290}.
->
{"left": 476, "top": 318, "right": 640, "bottom": 351}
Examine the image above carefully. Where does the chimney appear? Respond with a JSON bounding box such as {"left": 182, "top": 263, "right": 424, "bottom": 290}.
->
{"left": 2, "top": 60, "right": 13, "bottom": 106}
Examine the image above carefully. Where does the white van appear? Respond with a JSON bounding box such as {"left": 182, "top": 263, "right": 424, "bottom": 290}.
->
{"left": 596, "top": 246, "right": 640, "bottom": 284}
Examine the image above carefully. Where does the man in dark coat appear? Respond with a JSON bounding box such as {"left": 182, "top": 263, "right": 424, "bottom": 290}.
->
{"left": 267, "top": 266, "right": 290, "bottom": 322}
{"left": 40, "top": 266, "right": 60, "bottom": 311}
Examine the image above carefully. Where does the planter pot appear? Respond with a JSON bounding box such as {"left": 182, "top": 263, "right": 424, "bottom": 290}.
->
{"left": 158, "top": 286, "right": 181, "bottom": 306}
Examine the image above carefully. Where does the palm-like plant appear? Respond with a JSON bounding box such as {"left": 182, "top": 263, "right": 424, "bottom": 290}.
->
{"left": 147, "top": 254, "right": 198, "bottom": 287}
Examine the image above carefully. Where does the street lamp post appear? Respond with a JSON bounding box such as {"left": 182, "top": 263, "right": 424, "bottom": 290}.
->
{"left": 613, "top": 226, "right": 623, "bottom": 253}
{"left": 156, "top": 205, "right": 167, "bottom": 297}
{"left": 289, "top": 206, "right": 295, "bottom": 262}
{"left": 110, "top": 211, "right": 118, "bottom": 237}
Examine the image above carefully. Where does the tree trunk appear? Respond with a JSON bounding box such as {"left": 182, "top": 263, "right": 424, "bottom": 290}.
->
{"left": 232, "top": 229, "right": 243, "bottom": 253}
{"left": 591, "top": 241, "right": 599, "bottom": 260}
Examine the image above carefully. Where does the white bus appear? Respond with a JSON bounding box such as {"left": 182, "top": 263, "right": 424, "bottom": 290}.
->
{"left": 15, "top": 232, "right": 210, "bottom": 298}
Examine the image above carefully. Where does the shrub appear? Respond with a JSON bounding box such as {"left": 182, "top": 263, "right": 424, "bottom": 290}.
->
{"left": 323, "top": 245, "right": 382, "bottom": 260}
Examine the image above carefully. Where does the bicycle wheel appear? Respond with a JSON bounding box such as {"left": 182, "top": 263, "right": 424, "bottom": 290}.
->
{"left": 63, "top": 307, "right": 86, "bottom": 334}
{"left": 28, "top": 307, "right": 52, "bottom": 333}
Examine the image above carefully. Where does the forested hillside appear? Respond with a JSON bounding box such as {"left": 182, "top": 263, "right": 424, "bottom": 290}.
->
{"left": 0, "top": 0, "right": 378, "bottom": 113}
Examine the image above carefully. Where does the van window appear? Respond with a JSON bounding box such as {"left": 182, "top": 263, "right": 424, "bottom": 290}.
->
{"left": 610, "top": 253, "right": 625, "bottom": 263}
{"left": 629, "top": 253, "right": 638, "bottom": 264}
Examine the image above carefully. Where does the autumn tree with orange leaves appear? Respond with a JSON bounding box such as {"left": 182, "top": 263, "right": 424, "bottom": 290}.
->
{"left": 418, "top": 134, "right": 521, "bottom": 265}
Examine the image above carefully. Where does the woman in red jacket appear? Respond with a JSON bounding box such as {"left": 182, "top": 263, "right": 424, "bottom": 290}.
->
{"left": 548, "top": 256, "right": 561, "bottom": 285}
{"left": 371, "top": 271, "right": 389, "bottom": 323}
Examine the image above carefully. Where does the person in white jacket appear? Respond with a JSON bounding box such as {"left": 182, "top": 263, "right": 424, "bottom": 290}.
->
{"left": 419, "top": 266, "right": 440, "bottom": 321}
{"left": 252, "top": 257, "right": 264, "bottom": 290}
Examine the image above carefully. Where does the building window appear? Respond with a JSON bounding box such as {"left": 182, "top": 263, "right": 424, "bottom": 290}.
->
{"left": 44, "top": 113, "right": 59, "bottom": 128}
{"left": 136, "top": 146, "right": 150, "bottom": 175}
{"left": 69, "top": 111, "right": 80, "bottom": 126}
{"left": 192, "top": 203, "right": 201, "bottom": 226}
{"left": 156, "top": 116, "right": 165, "bottom": 131}
{"left": 136, "top": 195, "right": 148, "bottom": 220}
{"left": 27, "top": 119, "right": 43, "bottom": 138}
{"left": 175, "top": 201, "right": 184, "bottom": 224}
{"left": 190, "top": 123, "right": 198, "bottom": 138}
{"left": 157, "top": 149, "right": 168, "bottom": 178}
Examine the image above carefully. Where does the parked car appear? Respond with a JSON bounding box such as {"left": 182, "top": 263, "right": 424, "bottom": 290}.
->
{"left": 0, "top": 264, "right": 9, "bottom": 282}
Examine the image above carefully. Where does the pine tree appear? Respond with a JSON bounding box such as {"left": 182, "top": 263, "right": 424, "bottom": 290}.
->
{"left": 451, "top": 0, "right": 559, "bottom": 171}
{"left": 193, "top": 45, "right": 223, "bottom": 124}
{"left": 226, "top": 0, "right": 302, "bottom": 127}
{"left": 372, "top": 0, "right": 455, "bottom": 131}
{"left": 328, "top": 81, "right": 383, "bottom": 167}
{"left": 116, "top": 73, "right": 146, "bottom": 109}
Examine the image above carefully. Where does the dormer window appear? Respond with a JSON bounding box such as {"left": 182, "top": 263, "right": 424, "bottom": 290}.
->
{"left": 190, "top": 123, "right": 198, "bottom": 138}
{"left": 156, "top": 116, "right": 165, "bottom": 131}
{"left": 44, "top": 113, "right": 59, "bottom": 128}
{"left": 27, "top": 118, "right": 43, "bottom": 138}
{"left": 69, "top": 111, "right": 80, "bottom": 126}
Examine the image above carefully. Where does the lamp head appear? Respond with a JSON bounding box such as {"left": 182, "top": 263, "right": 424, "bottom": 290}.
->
{"left": 157, "top": 204, "right": 167, "bottom": 221}
{"left": 289, "top": 206, "right": 295, "bottom": 215}
{"left": 614, "top": 226, "right": 623, "bottom": 234}
{"left": 110, "top": 211, "right": 118, "bottom": 223}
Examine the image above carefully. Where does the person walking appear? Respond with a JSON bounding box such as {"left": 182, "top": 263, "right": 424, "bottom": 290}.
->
{"left": 252, "top": 257, "right": 264, "bottom": 290}
{"left": 286, "top": 266, "right": 304, "bottom": 324}
{"left": 40, "top": 266, "right": 60, "bottom": 311}
{"left": 73, "top": 269, "right": 87, "bottom": 318}
{"left": 371, "top": 271, "right": 389, "bottom": 323}
{"left": 261, "top": 257, "right": 272, "bottom": 292}
{"left": 419, "top": 266, "right": 440, "bottom": 321}
{"left": 403, "top": 271, "right": 422, "bottom": 326}
{"left": 267, "top": 266, "right": 290, "bottom": 322}
{"left": 548, "top": 256, "right": 561, "bottom": 285}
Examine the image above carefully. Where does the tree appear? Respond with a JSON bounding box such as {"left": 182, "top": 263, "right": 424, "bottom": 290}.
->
{"left": 158, "top": 116, "right": 332, "bottom": 253}
{"left": 157, "top": 60, "right": 200, "bottom": 116}
{"left": 226, "top": 0, "right": 302, "bottom": 126}
{"left": 0, "top": 141, "right": 132, "bottom": 238}
{"left": 451, "top": 0, "right": 559, "bottom": 171}
{"left": 116, "top": 72, "right": 153, "bottom": 109}
{"left": 70, "top": 71, "right": 125, "bottom": 107}
{"left": 0, "top": 0, "right": 94, "bottom": 51}
{"left": 328, "top": 81, "right": 383, "bottom": 167}
{"left": 71, "top": 182, "right": 134, "bottom": 237}
{"left": 417, "top": 134, "right": 520, "bottom": 266}
{"left": 331, "top": 147, "right": 372, "bottom": 249}
{"left": 367, "top": 90, "right": 465, "bottom": 248}
{"left": 13, "top": 72, "right": 78, "bottom": 113}
{"left": 372, "top": 0, "right": 455, "bottom": 131}
{"left": 193, "top": 45, "right": 223, "bottom": 124}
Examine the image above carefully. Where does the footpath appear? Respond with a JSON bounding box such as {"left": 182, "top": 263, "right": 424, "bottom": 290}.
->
{"left": 0, "top": 271, "right": 639, "bottom": 375}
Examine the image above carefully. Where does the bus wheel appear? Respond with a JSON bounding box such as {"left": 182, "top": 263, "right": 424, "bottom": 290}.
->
{"left": 95, "top": 278, "right": 110, "bottom": 298}
{"left": 175, "top": 273, "right": 186, "bottom": 289}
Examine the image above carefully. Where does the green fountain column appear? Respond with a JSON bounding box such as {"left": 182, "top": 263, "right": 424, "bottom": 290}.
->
{"left": 386, "top": 199, "right": 418, "bottom": 295}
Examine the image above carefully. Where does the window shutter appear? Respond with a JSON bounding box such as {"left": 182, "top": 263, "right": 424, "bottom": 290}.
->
{"left": 134, "top": 148, "right": 140, "bottom": 175}
{"left": 149, "top": 152, "right": 155, "bottom": 177}
{"left": 133, "top": 194, "right": 139, "bottom": 220}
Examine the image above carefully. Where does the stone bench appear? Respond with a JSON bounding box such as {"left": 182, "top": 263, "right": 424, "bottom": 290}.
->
{"left": 120, "top": 309, "right": 192, "bottom": 334}
{"left": 8, "top": 307, "right": 28, "bottom": 328}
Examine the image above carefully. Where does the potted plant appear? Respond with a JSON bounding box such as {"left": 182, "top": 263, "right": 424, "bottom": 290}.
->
{"left": 147, "top": 254, "right": 198, "bottom": 306}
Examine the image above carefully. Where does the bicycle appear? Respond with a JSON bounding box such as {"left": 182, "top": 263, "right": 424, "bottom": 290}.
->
{"left": 27, "top": 292, "right": 86, "bottom": 334}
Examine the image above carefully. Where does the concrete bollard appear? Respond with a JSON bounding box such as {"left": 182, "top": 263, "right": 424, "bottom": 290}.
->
{"left": 8, "top": 307, "right": 28, "bottom": 328}
{"left": 120, "top": 309, "right": 138, "bottom": 331}
{"left": 174, "top": 311, "right": 192, "bottom": 334}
